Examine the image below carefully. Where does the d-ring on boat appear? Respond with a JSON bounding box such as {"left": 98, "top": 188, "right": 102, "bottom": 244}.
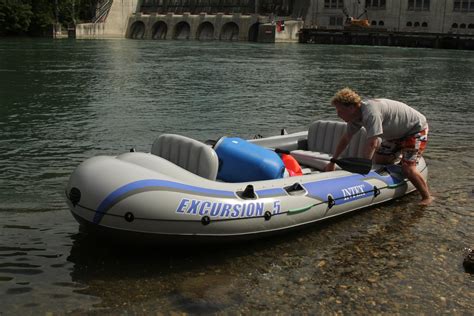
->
{"left": 65, "top": 120, "right": 428, "bottom": 242}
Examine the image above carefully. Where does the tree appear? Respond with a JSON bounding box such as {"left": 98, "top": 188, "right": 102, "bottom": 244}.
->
{"left": 77, "top": 0, "right": 100, "bottom": 22}
{"left": 0, "top": 1, "right": 33, "bottom": 35}
{"left": 28, "top": 0, "right": 54, "bottom": 35}
{"left": 0, "top": 0, "right": 100, "bottom": 36}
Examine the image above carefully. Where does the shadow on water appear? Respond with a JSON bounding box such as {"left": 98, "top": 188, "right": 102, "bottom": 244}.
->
{"left": 66, "top": 228, "right": 271, "bottom": 312}
{"left": 65, "top": 197, "right": 440, "bottom": 313}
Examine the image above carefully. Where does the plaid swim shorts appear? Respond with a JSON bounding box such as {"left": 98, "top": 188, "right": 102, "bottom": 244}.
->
{"left": 376, "top": 127, "right": 429, "bottom": 166}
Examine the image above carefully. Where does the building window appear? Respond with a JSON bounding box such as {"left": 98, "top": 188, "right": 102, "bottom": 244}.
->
{"left": 329, "top": 16, "right": 344, "bottom": 25}
{"left": 407, "top": 21, "right": 413, "bottom": 26}
{"left": 422, "top": 22, "right": 428, "bottom": 27}
{"left": 366, "top": 0, "right": 386, "bottom": 9}
{"left": 454, "top": 0, "right": 460, "bottom": 11}
{"left": 408, "top": 0, "right": 430, "bottom": 11}
{"left": 414, "top": 21, "right": 420, "bottom": 27}
{"left": 452, "top": 23, "right": 458, "bottom": 28}
{"left": 460, "top": 23, "right": 466, "bottom": 28}
{"left": 463, "top": 0, "right": 469, "bottom": 10}
{"left": 469, "top": 24, "right": 474, "bottom": 29}
{"left": 324, "top": 0, "right": 344, "bottom": 9}
{"left": 371, "top": 20, "right": 377, "bottom": 26}
{"left": 453, "top": 0, "right": 474, "bottom": 11}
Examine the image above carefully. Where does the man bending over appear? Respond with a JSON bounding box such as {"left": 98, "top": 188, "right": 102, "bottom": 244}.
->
{"left": 324, "top": 87, "right": 433, "bottom": 206}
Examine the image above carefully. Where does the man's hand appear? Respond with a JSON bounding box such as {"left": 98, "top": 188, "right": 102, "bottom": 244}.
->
{"left": 324, "top": 161, "right": 336, "bottom": 172}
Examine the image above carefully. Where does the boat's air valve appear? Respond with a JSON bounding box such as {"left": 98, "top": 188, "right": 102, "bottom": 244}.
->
{"left": 69, "top": 188, "right": 81, "bottom": 207}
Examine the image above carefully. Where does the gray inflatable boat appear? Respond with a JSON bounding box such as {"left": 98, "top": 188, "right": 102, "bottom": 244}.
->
{"left": 65, "top": 120, "right": 428, "bottom": 242}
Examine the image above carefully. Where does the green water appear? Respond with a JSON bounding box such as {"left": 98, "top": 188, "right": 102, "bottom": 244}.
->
{"left": 0, "top": 38, "right": 473, "bottom": 314}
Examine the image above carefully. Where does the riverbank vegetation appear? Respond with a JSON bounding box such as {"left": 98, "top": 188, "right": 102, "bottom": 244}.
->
{"left": 0, "top": 0, "right": 99, "bottom": 36}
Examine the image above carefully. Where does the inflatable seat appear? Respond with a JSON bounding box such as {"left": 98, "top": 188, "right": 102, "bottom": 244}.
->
{"left": 307, "top": 120, "right": 367, "bottom": 157}
{"left": 151, "top": 134, "right": 219, "bottom": 180}
{"left": 291, "top": 120, "right": 368, "bottom": 170}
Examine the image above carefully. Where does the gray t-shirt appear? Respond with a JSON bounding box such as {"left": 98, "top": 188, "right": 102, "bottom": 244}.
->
{"left": 347, "top": 98, "right": 428, "bottom": 140}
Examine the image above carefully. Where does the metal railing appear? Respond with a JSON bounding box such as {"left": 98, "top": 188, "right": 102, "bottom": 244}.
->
{"left": 94, "top": 0, "right": 113, "bottom": 23}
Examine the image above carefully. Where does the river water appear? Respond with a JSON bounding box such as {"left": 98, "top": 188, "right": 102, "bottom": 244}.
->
{"left": 0, "top": 38, "right": 473, "bottom": 314}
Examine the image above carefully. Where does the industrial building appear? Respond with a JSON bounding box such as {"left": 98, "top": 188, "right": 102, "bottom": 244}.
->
{"left": 306, "top": 0, "right": 474, "bottom": 34}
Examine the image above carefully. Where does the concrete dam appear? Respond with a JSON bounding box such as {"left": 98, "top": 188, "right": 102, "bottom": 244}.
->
{"left": 75, "top": 0, "right": 474, "bottom": 48}
{"left": 129, "top": 0, "right": 308, "bottom": 41}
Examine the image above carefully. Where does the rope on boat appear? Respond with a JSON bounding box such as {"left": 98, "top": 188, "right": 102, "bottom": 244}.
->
{"left": 67, "top": 179, "right": 409, "bottom": 226}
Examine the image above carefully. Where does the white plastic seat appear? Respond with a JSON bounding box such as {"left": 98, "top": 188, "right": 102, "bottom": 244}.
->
{"left": 151, "top": 134, "right": 219, "bottom": 180}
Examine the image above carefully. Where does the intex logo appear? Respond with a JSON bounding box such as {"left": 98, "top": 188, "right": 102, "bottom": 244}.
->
{"left": 342, "top": 184, "right": 367, "bottom": 200}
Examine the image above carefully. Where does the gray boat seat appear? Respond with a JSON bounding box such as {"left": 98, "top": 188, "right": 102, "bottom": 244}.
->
{"left": 151, "top": 134, "right": 219, "bottom": 180}
{"left": 307, "top": 120, "right": 367, "bottom": 157}
{"left": 291, "top": 120, "right": 368, "bottom": 170}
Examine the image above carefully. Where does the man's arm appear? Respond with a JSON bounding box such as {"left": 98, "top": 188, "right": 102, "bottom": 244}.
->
{"left": 363, "top": 136, "right": 381, "bottom": 160}
{"left": 324, "top": 132, "right": 353, "bottom": 171}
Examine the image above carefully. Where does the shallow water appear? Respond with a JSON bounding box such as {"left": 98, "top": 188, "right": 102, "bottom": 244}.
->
{"left": 0, "top": 39, "right": 473, "bottom": 314}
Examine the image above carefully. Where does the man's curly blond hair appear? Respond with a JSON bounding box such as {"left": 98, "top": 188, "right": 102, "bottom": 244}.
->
{"left": 331, "top": 88, "right": 362, "bottom": 107}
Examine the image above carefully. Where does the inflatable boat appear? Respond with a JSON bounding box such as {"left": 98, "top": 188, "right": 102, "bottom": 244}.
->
{"left": 65, "top": 120, "right": 428, "bottom": 242}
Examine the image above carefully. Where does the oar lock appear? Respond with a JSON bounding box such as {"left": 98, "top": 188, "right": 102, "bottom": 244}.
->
{"left": 237, "top": 185, "right": 256, "bottom": 199}
{"left": 327, "top": 195, "right": 336, "bottom": 209}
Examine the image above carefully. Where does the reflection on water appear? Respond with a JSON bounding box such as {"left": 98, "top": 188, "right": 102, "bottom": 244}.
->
{"left": 0, "top": 39, "right": 473, "bottom": 314}
{"left": 0, "top": 211, "right": 99, "bottom": 314}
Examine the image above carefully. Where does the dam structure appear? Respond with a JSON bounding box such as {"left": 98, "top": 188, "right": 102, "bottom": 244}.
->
{"left": 75, "top": 0, "right": 473, "bottom": 47}
{"left": 76, "top": 0, "right": 307, "bottom": 42}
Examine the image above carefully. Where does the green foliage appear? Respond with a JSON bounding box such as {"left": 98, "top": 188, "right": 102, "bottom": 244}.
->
{"left": 0, "top": 0, "right": 100, "bottom": 36}
{"left": 28, "top": 0, "right": 55, "bottom": 35}
{"left": 77, "top": 0, "right": 100, "bottom": 22}
{"left": 0, "top": 1, "right": 33, "bottom": 35}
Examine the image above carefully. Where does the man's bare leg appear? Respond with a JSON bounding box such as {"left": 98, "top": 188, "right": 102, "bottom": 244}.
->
{"left": 402, "top": 164, "right": 433, "bottom": 206}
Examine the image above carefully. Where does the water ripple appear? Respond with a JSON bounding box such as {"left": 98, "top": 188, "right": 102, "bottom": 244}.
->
{"left": 0, "top": 39, "right": 473, "bottom": 314}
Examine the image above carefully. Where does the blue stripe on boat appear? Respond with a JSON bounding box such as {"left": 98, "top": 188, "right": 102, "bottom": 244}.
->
{"left": 93, "top": 171, "right": 404, "bottom": 224}
{"left": 256, "top": 188, "right": 286, "bottom": 197}
{"left": 93, "top": 179, "right": 236, "bottom": 224}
